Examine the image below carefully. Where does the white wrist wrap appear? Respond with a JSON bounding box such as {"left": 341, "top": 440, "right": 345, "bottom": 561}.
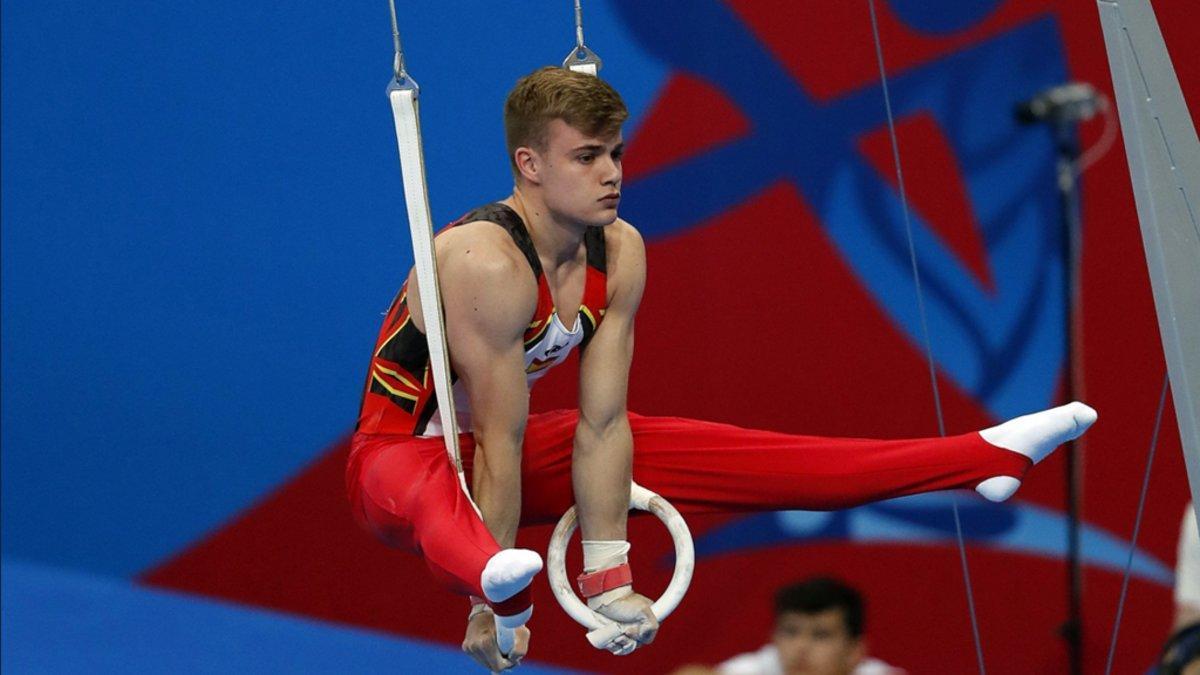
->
{"left": 582, "top": 540, "right": 630, "bottom": 573}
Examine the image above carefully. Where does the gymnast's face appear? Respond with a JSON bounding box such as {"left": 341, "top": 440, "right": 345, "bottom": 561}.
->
{"left": 773, "top": 609, "right": 864, "bottom": 675}
{"left": 524, "top": 118, "right": 624, "bottom": 228}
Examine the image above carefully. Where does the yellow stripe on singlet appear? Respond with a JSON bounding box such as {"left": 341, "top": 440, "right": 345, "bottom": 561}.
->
{"left": 371, "top": 372, "right": 419, "bottom": 402}
{"left": 374, "top": 363, "right": 419, "bottom": 390}
{"left": 524, "top": 316, "right": 551, "bottom": 347}
{"left": 579, "top": 305, "right": 597, "bottom": 328}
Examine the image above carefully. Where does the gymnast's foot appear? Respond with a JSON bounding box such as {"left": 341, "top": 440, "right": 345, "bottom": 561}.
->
{"left": 481, "top": 548, "right": 543, "bottom": 605}
{"left": 975, "top": 401, "right": 1098, "bottom": 502}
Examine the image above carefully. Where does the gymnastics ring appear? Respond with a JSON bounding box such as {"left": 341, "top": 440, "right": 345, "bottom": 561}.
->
{"left": 547, "top": 482, "right": 694, "bottom": 649}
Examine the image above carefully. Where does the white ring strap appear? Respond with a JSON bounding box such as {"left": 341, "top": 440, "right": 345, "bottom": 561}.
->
{"left": 386, "top": 80, "right": 470, "bottom": 501}
{"left": 388, "top": 65, "right": 520, "bottom": 662}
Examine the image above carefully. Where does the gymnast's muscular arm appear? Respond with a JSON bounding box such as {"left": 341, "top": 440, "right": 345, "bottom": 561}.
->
{"left": 574, "top": 220, "right": 657, "bottom": 648}
{"left": 574, "top": 219, "right": 645, "bottom": 543}
{"left": 408, "top": 223, "right": 537, "bottom": 547}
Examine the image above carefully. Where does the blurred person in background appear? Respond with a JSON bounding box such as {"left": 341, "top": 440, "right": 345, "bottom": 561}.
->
{"left": 1156, "top": 623, "right": 1200, "bottom": 675}
{"left": 1153, "top": 503, "right": 1200, "bottom": 675}
{"left": 717, "top": 577, "right": 904, "bottom": 675}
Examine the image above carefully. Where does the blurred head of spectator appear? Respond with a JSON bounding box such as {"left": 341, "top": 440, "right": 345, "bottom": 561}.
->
{"left": 716, "top": 577, "right": 902, "bottom": 675}
{"left": 1158, "top": 623, "right": 1200, "bottom": 675}
{"left": 770, "top": 578, "right": 866, "bottom": 675}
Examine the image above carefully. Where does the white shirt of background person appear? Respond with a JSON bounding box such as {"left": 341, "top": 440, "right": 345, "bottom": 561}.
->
{"left": 1178, "top": 502, "right": 1200, "bottom": 630}
{"left": 719, "top": 644, "right": 903, "bottom": 675}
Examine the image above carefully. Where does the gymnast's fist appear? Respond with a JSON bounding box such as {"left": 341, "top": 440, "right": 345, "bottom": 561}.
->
{"left": 463, "top": 607, "right": 529, "bottom": 671}
{"left": 593, "top": 589, "right": 659, "bottom": 651}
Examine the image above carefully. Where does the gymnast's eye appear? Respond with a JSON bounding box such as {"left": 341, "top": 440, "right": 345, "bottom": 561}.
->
{"left": 577, "top": 153, "right": 595, "bottom": 164}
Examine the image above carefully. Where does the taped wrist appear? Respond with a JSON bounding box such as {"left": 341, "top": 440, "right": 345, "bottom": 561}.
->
{"left": 578, "top": 563, "right": 632, "bottom": 600}
{"left": 582, "top": 540, "right": 630, "bottom": 573}
{"left": 578, "top": 540, "right": 634, "bottom": 609}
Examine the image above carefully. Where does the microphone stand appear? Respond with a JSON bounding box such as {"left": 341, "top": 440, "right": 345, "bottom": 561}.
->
{"left": 1018, "top": 81, "right": 1101, "bottom": 675}
{"left": 1052, "top": 115, "right": 1085, "bottom": 675}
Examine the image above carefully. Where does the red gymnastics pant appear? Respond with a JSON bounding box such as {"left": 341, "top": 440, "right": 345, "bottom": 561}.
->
{"left": 345, "top": 409, "right": 1029, "bottom": 606}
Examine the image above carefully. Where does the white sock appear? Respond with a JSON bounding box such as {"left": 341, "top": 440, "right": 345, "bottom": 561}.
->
{"left": 480, "top": 548, "right": 543, "bottom": 603}
{"left": 975, "top": 401, "right": 1098, "bottom": 502}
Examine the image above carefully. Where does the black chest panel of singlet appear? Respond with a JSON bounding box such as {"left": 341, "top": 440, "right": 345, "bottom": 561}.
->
{"left": 454, "top": 203, "right": 607, "bottom": 283}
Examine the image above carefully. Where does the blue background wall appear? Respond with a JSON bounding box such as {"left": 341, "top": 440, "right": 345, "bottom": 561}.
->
{"left": 3, "top": 1, "right": 1196, "bottom": 672}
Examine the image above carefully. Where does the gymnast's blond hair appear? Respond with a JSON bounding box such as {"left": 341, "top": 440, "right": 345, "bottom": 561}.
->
{"left": 504, "top": 66, "right": 628, "bottom": 176}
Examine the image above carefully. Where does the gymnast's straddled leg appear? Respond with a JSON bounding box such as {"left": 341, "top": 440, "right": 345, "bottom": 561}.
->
{"left": 483, "top": 403, "right": 1099, "bottom": 525}
{"left": 348, "top": 400, "right": 1097, "bottom": 592}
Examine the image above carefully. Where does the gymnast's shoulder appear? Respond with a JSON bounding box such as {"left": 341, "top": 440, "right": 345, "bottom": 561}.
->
{"left": 434, "top": 221, "right": 537, "bottom": 296}
{"left": 603, "top": 217, "right": 646, "bottom": 302}
{"left": 603, "top": 218, "right": 645, "bottom": 262}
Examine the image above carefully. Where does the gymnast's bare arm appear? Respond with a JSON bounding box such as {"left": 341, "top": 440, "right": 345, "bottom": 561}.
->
{"left": 573, "top": 219, "right": 659, "bottom": 647}
{"left": 575, "top": 218, "right": 644, "bottom": 542}
{"left": 408, "top": 222, "right": 537, "bottom": 548}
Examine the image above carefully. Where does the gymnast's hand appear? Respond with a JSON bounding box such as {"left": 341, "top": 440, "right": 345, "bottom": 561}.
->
{"left": 463, "top": 607, "right": 529, "bottom": 672}
{"left": 592, "top": 588, "right": 659, "bottom": 652}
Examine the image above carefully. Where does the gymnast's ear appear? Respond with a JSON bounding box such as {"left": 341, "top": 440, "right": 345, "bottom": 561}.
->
{"left": 513, "top": 145, "right": 542, "bottom": 186}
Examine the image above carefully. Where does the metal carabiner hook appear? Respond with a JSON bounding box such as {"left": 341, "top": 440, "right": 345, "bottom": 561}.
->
{"left": 387, "top": 0, "right": 418, "bottom": 93}
{"left": 562, "top": 0, "right": 602, "bottom": 75}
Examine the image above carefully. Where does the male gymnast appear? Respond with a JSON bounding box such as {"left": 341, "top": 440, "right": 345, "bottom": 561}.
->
{"left": 347, "top": 66, "right": 1098, "bottom": 671}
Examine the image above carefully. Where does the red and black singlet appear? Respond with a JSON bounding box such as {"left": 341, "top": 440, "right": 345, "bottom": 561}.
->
{"left": 357, "top": 203, "right": 608, "bottom": 437}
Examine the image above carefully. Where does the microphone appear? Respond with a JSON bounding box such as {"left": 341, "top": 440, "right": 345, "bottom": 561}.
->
{"left": 1015, "top": 83, "right": 1102, "bottom": 125}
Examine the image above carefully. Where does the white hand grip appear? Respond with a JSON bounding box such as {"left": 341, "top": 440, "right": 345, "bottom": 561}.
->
{"left": 585, "top": 622, "right": 625, "bottom": 649}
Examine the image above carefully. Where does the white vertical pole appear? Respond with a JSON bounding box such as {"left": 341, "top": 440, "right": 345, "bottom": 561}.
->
{"left": 1096, "top": 0, "right": 1200, "bottom": 526}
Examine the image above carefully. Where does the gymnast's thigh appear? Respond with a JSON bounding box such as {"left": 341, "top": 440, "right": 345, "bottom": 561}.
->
{"left": 346, "top": 432, "right": 436, "bottom": 549}
{"left": 513, "top": 410, "right": 763, "bottom": 521}
{"left": 512, "top": 409, "right": 580, "bottom": 525}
